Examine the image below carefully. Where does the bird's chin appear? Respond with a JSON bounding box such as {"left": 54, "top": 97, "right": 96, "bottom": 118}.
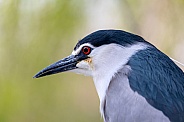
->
{"left": 70, "top": 68, "right": 93, "bottom": 76}
{"left": 70, "top": 60, "right": 93, "bottom": 76}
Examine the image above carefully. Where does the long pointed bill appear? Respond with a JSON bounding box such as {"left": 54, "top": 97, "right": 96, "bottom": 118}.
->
{"left": 33, "top": 55, "right": 79, "bottom": 78}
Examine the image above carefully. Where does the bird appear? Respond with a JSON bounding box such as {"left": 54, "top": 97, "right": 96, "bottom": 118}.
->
{"left": 34, "top": 30, "right": 184, "bottom": 122}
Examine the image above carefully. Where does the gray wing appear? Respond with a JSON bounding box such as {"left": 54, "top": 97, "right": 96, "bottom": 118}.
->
{"left": 104, "top": 66, "right": 169, "bottom": 122}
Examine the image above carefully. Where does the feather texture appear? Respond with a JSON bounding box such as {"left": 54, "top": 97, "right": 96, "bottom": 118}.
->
{"left": 128, "top": 47, "right": 184, "bottom": 122}
{"left": 104, "top": 65, "right": 169, "bottom": 122}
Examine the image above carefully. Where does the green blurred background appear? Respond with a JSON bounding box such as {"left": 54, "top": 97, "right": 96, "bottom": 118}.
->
{"left": 0, "top": 0, "right": 184, "bottom": 122}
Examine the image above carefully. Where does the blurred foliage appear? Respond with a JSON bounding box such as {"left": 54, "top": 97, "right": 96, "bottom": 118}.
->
{"left": 0, "top": 0, "right": 183, "bottom": 122}
{"left": 0, "top": 0, "right": 101, "bottom": 122}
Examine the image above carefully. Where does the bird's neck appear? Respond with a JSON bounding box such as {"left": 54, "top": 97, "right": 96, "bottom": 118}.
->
{"left": 93, "top": 74, "right": 111, "bottom": 116}
{"left": 91, "top": 43, "right": 149, "bottom": 117}
{"left": 92, "top": 65, "right": 131, "bottom": 117}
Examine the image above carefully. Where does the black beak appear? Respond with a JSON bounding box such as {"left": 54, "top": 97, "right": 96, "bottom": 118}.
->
{"left": 33, "top": 55, "right": 79, "bottom": 78}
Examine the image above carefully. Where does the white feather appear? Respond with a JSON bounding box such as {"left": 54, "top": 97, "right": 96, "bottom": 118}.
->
{"left": 90, "top": 43, "right": 149, "bottom": 116}
{"left": 170, "top": 57, "right": 184, "bottom": 67}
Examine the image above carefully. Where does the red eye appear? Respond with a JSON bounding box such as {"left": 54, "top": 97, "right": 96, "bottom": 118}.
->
{"left": 82, "top": 46, "right": 91, "bottom": 55}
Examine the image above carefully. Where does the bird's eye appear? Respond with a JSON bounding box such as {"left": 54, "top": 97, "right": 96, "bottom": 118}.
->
{"left": 82, "top": 46, "right": 91, "bottom": 55}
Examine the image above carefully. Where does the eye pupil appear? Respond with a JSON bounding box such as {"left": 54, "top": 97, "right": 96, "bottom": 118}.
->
{"left": 82, "top": 46, "right": 91, "bottom": 55}
{"left": 84, "top": 48, "right": 88, "bottom": 52}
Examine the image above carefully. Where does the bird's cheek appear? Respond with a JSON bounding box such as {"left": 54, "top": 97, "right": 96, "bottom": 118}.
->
{"left": 73, "top": 59, "right": 93, "bottom": 76}
{"left": 76, "top": 58, "right": 93, "bottom": 70}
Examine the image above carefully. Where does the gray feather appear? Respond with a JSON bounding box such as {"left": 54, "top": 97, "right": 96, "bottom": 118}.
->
{"left": 104, "top": 66, "right": 169, "bottom": 122}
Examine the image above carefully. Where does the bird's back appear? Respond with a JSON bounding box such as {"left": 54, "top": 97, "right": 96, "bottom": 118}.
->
{"left": 128, "top": 47, "right": 184, "bottom": 122}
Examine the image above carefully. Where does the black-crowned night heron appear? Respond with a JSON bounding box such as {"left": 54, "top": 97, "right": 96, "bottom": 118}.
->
{"left": 34, "top": 30, "right": 184, "bottom": 122}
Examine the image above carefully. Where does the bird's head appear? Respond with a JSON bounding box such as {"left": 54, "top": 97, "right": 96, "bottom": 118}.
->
{"left": 34, "top": 30, "right": 149, "bottom": 79}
